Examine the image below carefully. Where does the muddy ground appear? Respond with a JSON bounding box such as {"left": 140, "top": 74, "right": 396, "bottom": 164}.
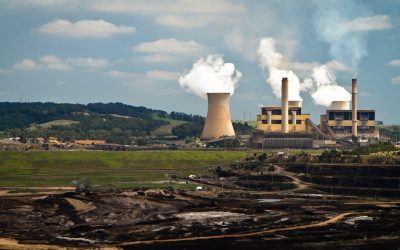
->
{"left": 1, "top": 162, "right": 400, "bottom": 249}
{"left": 0, "top": 189, "right": 399, "bottom": 249}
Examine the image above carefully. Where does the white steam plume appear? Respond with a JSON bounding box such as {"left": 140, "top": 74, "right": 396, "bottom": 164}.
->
{"left": 312, "top": 0, "right": 391, "bottom": 71}
{"left": 179, "top": 55, "right": 242, "bottom": 98}
{"left": 304, "top": 65, "right": 351, "bottom": 107}
{"left": 257, "top": 37, "right": 302, "bottom": 101}
{"left": 257, "top": 37, "right": 351, "bottom": 107}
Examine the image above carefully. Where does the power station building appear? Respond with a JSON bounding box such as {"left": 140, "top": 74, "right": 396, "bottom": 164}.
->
{"left": 253, "top": 78, "right": 323, "bottom": 149}
{"left": 256, "top": 101, "right": 311, "bottom": 133}
{"left": 320, "top": 79, "right": 379, "bottom": 140}
{"left": 253, "top": 77, "right": 379, "bottom": 149}
{"left": 320, "top": 108, "right": 378, "bottom": 139}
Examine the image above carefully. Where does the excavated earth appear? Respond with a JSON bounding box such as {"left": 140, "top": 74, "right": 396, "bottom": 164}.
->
{"left": 0, "top": 189, "right": 400, "bottom": 249}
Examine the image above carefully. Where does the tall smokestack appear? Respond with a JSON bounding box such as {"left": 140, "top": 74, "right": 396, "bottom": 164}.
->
{"left": 281, "top": 77, "right": 289, "bottom": 133}
{"left": 201, "top": 93, "right": 235, "bottom": 140}
{"left": 352, "top": 78, "right": 358, "bottom": 137}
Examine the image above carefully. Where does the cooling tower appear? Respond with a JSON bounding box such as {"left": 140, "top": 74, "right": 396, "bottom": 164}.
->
{"left": 288, "top": 101, "right": 302, "bottom": 108}
{"left": 281, "top": 77, "right": 289, "bottom": 133}
{"left": 330, "top": 101, "right": 350, "bottom": 110}
{"left": 352, "top": 79, "right": 358, "bottom": 137}
{"left": 201, "top": 93, "right": 235, "bottom": 140}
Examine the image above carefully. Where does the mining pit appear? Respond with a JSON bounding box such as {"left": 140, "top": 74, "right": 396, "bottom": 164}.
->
{"left": 1, "top": 162, "right": 400, "bottom": 249}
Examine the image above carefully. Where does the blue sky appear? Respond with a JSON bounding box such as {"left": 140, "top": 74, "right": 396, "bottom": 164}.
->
{"left": 0, "top": 0, "right": 399, "bottom": 124}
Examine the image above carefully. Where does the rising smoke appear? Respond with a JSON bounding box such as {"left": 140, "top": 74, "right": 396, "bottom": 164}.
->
{"left": 257, "top": 38, "right": 302, "bottom": 101}
{"left": 304, "top": 65, "right": 351, "bottom": 107}
{"left": 179, "top": 55, "right": 242, "bottom": 98}
{"left": 257, "top": 37, "right": 351, "bottom": 107}
{"left": 313, "top": 0, "right": 368, "bottom": 71}
{"left": 255, "top": 0, "right": 389, "bottom": 107}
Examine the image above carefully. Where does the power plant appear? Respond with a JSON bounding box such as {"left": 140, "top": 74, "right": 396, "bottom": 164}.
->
{"left": 201, "top": 93, "right": 235, "bottom": 140}
{"left": 253, "top": 78, "right": 320, "bottom": 149}
{"left": 198, "top": 76, "right": 379, "bottom": 148}
{"left": 320, "top": 79, "right": 379, "bottom": 140}
{"left": 251, "top": 77, "right": 379, "bottom": 149}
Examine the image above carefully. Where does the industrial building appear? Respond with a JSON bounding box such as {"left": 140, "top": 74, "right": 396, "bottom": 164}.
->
{"left": 253, "top": 78, "right": 325, "bottom": 149}
{"left": 253, "top": 77, "right": 379, "bottom": 149}
{"left": 256, "top": 101, "right": 311, "bottom": 133}
{"left": 256, "top": 78, "right": 312, "bottom": 133}
{"left": 320, "top": 79, "right": 379, "bottom": 140}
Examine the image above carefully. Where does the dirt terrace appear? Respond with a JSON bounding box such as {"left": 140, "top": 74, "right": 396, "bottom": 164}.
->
{"left": 0, "top": 189, "right": 399, "bottom": 250}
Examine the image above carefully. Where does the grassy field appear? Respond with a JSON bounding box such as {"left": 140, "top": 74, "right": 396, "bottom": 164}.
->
{"left": 151, "top": 119, "right": 186, "bottom": 136}
{"left": 29, "top": 119, "right": 79, "bottom": 129}
{"left": 0, "top": 150, "right": 251, "bottom": 188}
{"left": 151, "top": 113, "right": 187, "bottom": 136}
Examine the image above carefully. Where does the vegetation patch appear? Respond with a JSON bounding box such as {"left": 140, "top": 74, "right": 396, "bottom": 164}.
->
{"left": 0, "top": 150, "right": 250, "bottom": 187}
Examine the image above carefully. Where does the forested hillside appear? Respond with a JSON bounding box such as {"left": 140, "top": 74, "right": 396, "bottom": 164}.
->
{"left": 0, "top": 102, "right": 254, "bottom": 144}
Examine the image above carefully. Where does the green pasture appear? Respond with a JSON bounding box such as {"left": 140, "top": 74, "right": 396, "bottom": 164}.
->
{"left": 0, "top": 150, "right": 250, "bottom": 188}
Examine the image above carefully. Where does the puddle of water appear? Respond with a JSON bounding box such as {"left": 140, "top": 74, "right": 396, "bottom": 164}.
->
{"left": 345, "top": 216, "right": 373, "bottom": 225}
{"left": 175, "top": 211, "right": 246, "bottom": 220}
{"left": 257, "top": 199, "right": 281, "bottom": 203}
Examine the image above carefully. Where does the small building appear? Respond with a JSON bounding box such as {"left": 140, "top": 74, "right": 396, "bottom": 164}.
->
{"left": 75, "top": 140, "right": 106, "bottom": 145}
{"left": 35, "top": 137, "right": 45, "bottom": 144}
{"left": 48, "top": 137, "right": 60, "bottom": 145}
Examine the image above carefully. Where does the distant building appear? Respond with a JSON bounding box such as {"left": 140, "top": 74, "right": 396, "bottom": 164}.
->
{"left": 48, "top": 137, "right": 60, "bottom": 145}
{"left": 320, "top": 104, "right": 379, "bottom": 139}
{"left": 256, "top": 102, "right": 311, "bottom": 133}
{"left": 36, "top": 137, "right": 45, "bottom": 144}
{"left": 75, "top": 140, "right": 106, "bottom": 145}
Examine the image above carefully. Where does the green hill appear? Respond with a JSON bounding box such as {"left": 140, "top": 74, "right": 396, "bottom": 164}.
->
{"left": 0, "top": 102, "right": 254, "bottom": 144}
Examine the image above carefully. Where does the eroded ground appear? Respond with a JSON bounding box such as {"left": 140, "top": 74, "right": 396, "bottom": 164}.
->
{"left": 1, "top": 162, "right": 400, "bottom": 249}
{"left": 0, "top": 189, "right": 399, "bottom": 250}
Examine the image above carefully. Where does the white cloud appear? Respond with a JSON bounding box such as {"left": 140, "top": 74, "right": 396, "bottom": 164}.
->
{"left": 89, "top": 0, "right": 245, "bottom": 15}
{"left": 139, "top": 54, "right": 177, "bottom": 63}
{"left": 3, "top": 0, "right": 80, "bottom": 8}
{"left": 14, "top": 59, "right": 42, "bottom": 70}
{"left": 2, "top": 0, "right": 245, "bottom": 14}
{"left": 133, "top": 39, "right": 206, "bottom": 55}
{"left": 40, "top": 55, "right": 71, "bottom": 70}
{"left": 388, "top": 60, "right": 400, "bottom": 67}
{"left": 107, "top": 70, "right": 140, "bottom": 80}
{"left": 37, "top": 19, "right": 136, "bottom": 38}
{"left": 145, "top": 70, "right": 179, "bottom": 81}
{"left": 66, "top": 57, "right": 110, "bottom": 67}
{"left": 14, "top": 55, "right": 110, "bottom": 71}
{"left": 345, "top": 15, "right": 392, "bottom": 32}
{"left": 325, "top": 60, "right": 353, "bottom": 72}
{"left": 392, "top": 76, "right": 400, "bottom": 85}
{"left": 155, "top": 15, "right": 217, "bottom": 28}
{"left": 108, "top": 70, "right": 179, "bottom": 82}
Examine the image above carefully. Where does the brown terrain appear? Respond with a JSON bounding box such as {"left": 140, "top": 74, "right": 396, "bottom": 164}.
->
{"left": 0, "top": 162, "right": 400, "bottom": 250}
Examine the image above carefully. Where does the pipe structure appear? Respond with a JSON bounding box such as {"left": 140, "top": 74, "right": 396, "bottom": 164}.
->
{"left": 291, "top": 110, "right": 297, "bottom": 131}
{"left": 267, "top": 110, "right": 272, "bottom": 125}
{"left": 201, "top": 93, "right": 235, "bottom": 140}
{"left": 281, "top": 77, "right": 289, "bottom": 133}
{"left": 352, "top": 79, "right": 358, "bottom": 137}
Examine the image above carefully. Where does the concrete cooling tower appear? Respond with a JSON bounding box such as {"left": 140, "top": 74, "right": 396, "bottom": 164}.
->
{"left": 201, "top": 93, "right": 235, "bottom": 140}
{"left": 330, "top": 101, "right": 350, "bottom": 110}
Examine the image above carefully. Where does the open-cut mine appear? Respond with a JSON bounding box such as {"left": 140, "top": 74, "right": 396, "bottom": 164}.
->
{"left": 1, "top": 160, "right": 399, "bottom": 250}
